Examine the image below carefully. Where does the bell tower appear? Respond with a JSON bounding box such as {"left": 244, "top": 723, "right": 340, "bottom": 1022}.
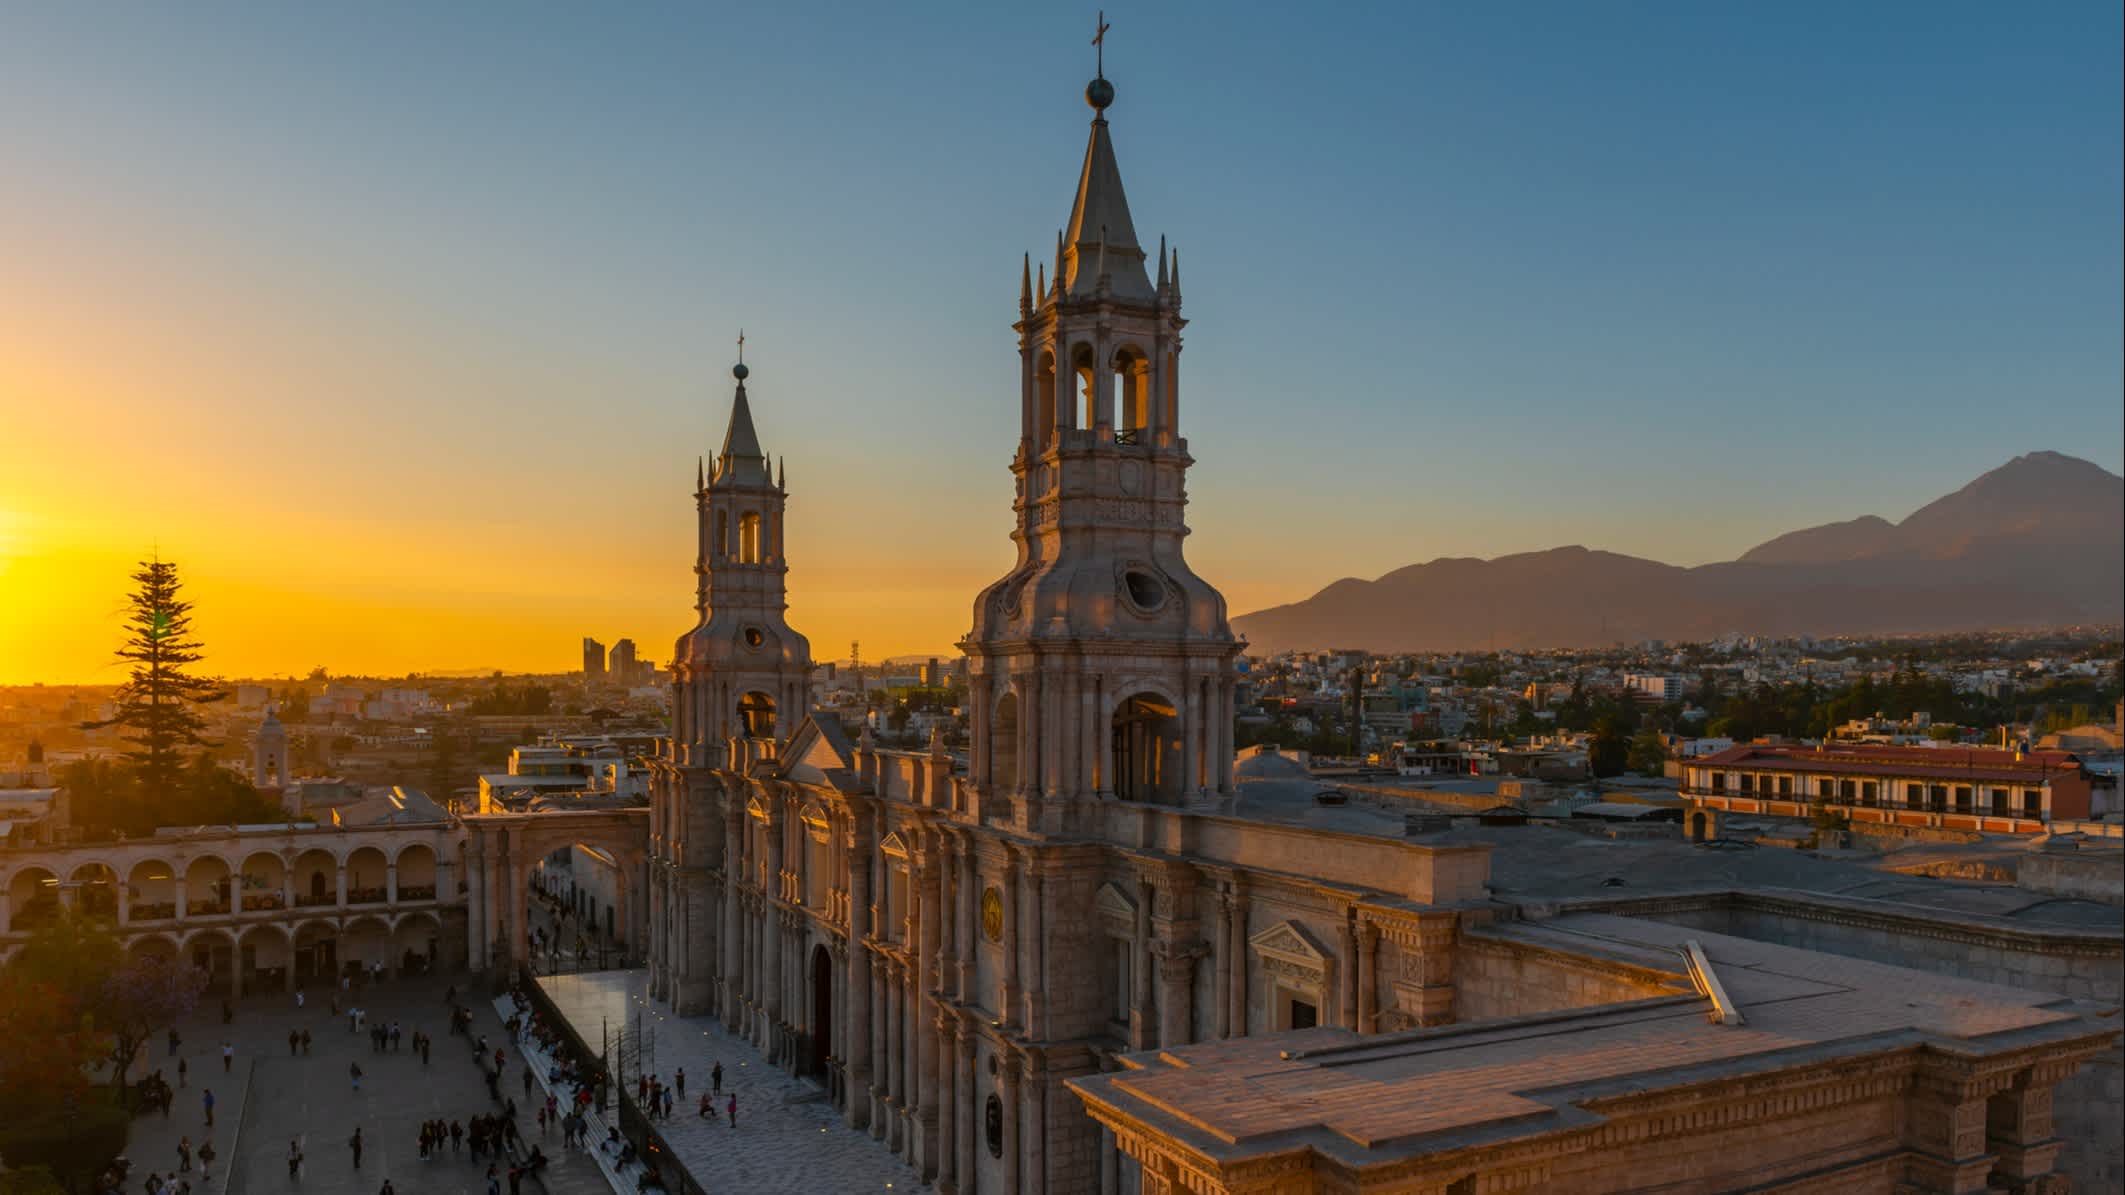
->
{"left": 965, "top": 62, "right": 1239, "bottom": 827}
{"left": 671, "top": 351, "right": 813, "bottom": 762}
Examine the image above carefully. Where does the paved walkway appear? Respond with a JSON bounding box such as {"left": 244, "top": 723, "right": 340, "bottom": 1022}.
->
{"left": 121, "top": 974, "right": 607, "bottom": 1195}
{"left": 533, "top": 971, "right": 929, "bottom": 1195}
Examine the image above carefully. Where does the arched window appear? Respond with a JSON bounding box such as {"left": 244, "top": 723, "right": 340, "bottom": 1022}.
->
{"left": 738, "top": 690, "right": 777, "bottom": 739}
{"left": 1036, "top": 350, "right": 1057, "bottom": 447}
{"left": 767, "top": 512, "right": 780, "bottom": 564}
{"left": 1113, "top": 347, "right": 1150, "bottom": 444}
{"left": 739, "top": 512, "right": 761, "bottom": 564}
{"left": 991, "top": 691, "right": 1020, "bottom": 792}
{"left": 1111, "top": 692, "right": 1184, "bottom": 804}
{"left": 1073, "top": 345, "right": 1098, "bottom": 430}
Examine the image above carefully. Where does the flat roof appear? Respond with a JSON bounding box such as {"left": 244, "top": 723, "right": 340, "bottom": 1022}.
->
{"left": 1070, "top": 915, "right": 2117, "bottom": 1168}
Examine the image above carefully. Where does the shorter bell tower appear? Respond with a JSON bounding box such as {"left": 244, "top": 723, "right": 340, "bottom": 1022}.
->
{"left": 670, "top": 353, "right": 813, "bottom": 763}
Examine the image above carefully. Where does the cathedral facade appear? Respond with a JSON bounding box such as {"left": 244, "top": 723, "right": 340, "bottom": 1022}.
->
{"left": 642, "top": 68, "right": 1487, "bottom": 1195}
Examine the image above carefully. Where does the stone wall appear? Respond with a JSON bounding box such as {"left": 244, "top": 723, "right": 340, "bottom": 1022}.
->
{"left": 1452, "top": 931, "right": 1682, "bottom": 1021}
{"left": 2019, "top": 849, "right": 2125, "bottom": 906}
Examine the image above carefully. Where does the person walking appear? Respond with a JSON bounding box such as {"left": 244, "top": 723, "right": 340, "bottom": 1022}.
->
{"left": 202, "top": 1088, "right": 215, "bottom": 1127}
{"left": 349, "top": 1061, "right": 363, "bottom": 1092}
{"left": 287, "top": 1139, "right": 303, "bottom": 1179}
{"left": 710, "top": 1061, "right": 722, "bottom": 1093}
{"left": 177, "top": 1137, "right": 192, "bottom": 1172}
{"left": 198, "top": 1140, "right": 215, "bottom": 1180}
{"left": 521, "top": 1068, "right": 532, "bottom": 1100}
{"left": 484, "top": 1165, "right": 500, "bottom": 1195}
{"left": 726, "top": 1093, "right": 736, "bottom": 1129}
{"left": 379, "top": 1182, "right": 396, "bottom": 1195}
{"left": 674, "top": 1067, "right": 684, "bottom": 1099}
{"left": 301, "top": 1029, "right": 313, "bottom": 1055}
{"left": 348, "top": 1128, "right": 363, "bottom": 1169}
{"left": 450, "top": 1120, "right": 463, "bottom": 1153}
{"left": 177, "top": 1057, "right": 188, "bottom": 1088}
{"left": 288, "top": 1030, "right": 300, "bottom": 1057}
{"left": 295, "top": 990, "right": 305, "bottom": 1010}
{"left": 221, "top": 1043, "right": 233, "bottom": 1074}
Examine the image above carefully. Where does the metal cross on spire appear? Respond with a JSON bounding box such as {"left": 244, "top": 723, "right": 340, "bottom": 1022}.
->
{"left": 1092, "top": 10, "right": 1111, "bottom": 78}
{"left": 737, "top": 329, "right": 745, "bottom": 365}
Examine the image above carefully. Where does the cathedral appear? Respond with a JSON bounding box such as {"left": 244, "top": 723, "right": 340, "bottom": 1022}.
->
{"left": 643, "top": 60, "right": 2117, "bottom": 1195}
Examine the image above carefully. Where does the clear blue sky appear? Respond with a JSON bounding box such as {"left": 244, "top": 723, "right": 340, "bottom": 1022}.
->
{"left": 3, "top": 2, "right": 2119, "bottom": 676}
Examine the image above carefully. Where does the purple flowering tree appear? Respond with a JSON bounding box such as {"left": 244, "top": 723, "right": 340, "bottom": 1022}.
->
{"left": 95, "top": 951, "right": 208, "bottom": 1093}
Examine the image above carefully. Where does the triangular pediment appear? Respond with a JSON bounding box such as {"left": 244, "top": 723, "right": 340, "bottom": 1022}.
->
{"left": 878, "top": 831, "right": 910, "bottom": 859}
{"left": 1094, "top": 880, "right": 1137, "bottom": 936}
{"left": 1250, "top": 919, "right": 1330, "bottom": 966}
{"left": 778, "top": 716, "right": 854, "bottom": 787}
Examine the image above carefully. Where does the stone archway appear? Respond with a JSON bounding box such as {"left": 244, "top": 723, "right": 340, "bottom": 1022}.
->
{"left": 1689, "top": 808, "right": 1715, "bottom": 843}
{"left": 808, "top": 943, "right": 833, "bottom": 1079}
{"left": 1112, "top": 691, "right": 1184, "bottom": 804}
{"left": 462, "top": 809, "right": 649, "bottom": 974}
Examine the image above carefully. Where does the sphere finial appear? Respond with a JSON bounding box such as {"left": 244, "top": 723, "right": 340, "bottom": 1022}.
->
{"left": 1087, "top": 10, "right": 1114, "bottom": 113}
{"left": 1086, "top": 76, "right": 1114, "bottom": 112}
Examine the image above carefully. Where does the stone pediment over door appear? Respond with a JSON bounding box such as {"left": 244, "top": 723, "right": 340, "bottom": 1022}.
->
{"left": 1094, "top": 881, "right": 1137, "bottom": 939}
{"left": 1250, "top": 919, "right": 1333, "bottom": 984}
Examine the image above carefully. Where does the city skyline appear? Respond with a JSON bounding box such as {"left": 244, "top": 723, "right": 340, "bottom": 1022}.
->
{"left": 4, "top": 3, "right": 2120, "bottom": 684}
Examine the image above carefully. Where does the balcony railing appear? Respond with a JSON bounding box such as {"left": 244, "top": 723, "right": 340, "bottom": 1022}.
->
{"left": 398, "top": 885, "right": 436, "bottom": 901}
{"left": 242, "top": 893, "right": 286, "bottom": 912}
{"left": 186, "top": 899, "right": 230, "bottom": 917}
{"left": 130, "top": 901, "right": 177, "bottom": 921}
{"left": 347, "top": 886, "right": 389, "bottom": 904}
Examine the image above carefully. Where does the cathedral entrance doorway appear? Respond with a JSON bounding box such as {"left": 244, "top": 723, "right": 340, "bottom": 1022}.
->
{"left": 808, "top": 944, "right": 833, "bottom": 1079}
{"left": 1112, "top": 692, "right": 1183, "bottom": 804}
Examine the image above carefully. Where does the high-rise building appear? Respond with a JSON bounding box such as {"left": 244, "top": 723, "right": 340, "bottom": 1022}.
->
{"left": 582, "top": 636, "right": 606, "bottom": 680}
{"left": 610, "top": 638, "right": 638, "bottom": 685}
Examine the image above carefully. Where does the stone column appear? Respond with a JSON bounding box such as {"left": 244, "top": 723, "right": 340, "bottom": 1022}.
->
{"left": 385, "top": 862, "right": 398, "bottom": 905}
{"left": 117, "top": 879, "right": 130, "bottom": 927}
{"left": 970, "top": 675, "right": 991, "bottom": 787}
{"left": 1019, "top": 864, "right": 1043, "bottom": 1033}
{"left": 1001, "top": 850, "right": 1022, "bottom": 1021}
{"left": 1025, "top": 1055, "right": 1049, "bottom": 1195}
{"left": 509, "top": 857, "right": 530, "bottom": 969}
{"left": 845, "top": 814, "right": 873, "bottom": 1131}
{"left": 1213, "top": 895, "right": 1233, "bottom": 1038}
{"left": 466, "top": 846, "right": 485, "bottom": 970}
{"left": 174, "top": 874, "right": 189, "bottom": 925}
{"left": 956, "top": 839, "right": 977, "bottom": 1000}
{"left": 1157, "top": 953, "right": 1193, "bottom": 1048}
{"left": 1357, "top": 921, "right": 1379, "bottom": 1034}
{"left": 956, "top": 1034, "right": 978, "bottom": 1190}
{"left": 870, "top": 958, "right": 889, "bottom": 1139}
{"left": 916, "top": 851, "right": 941, "bottom": 1173}
{"left": 0, "top": 888, "right": 10, "bottom": 935}
{"left": 336, "top": 862, "right": 348, "bottom": 908}
{"left": 764, "top": 809, "right": 784, "bottom": 1024}
{"left": 280, "top": 863, "right": 294, "bottom": 919}
{"left": 885, "top": 960, "right": 904, "bottom": 1151}
{"left": 1181, "top": 672, "right": 1202, "bottom": 798}
{"left": 720, "top": 812, "right": 741, "bottom": 1024}
{"left": 934, "top": 1012, "right": 957, "bottom": 1193}
{"left": 1340, "top": 915, "right": 1359, "bottom": 1029}
{"left": 1904, "top": 1071, "right": 1998, "bottom": 1195}
{"left": 1130, "top": 880, "right": 1154, "bottom": 1050}
{"left": 1001, "top": 1050, "right": 1022, "bottom": 1195}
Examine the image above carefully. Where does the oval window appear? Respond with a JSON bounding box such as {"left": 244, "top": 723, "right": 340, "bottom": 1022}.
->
{"left": 1123, "top": 569, "right": 1163, "bottom": 609}
{"left": 743, "top": 627, "right": 766, "bottom": 648}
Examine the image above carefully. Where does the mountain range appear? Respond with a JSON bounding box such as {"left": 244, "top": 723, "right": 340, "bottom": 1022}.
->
{"left": 1230, "top": 451, "right": 2124, "bottom": 655}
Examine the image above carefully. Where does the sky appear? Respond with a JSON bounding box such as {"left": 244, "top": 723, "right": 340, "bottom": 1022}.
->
{"left": 2, "top": 2, "right": 2119, "bottom": 685}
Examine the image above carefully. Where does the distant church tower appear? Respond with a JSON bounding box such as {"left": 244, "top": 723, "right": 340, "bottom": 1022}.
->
{"left": 965, "top": 63, "right": 1240, "bottom": 829}
{"left": 254, "top": 705, "right": 287, "bottom": 789}
{"left": 651, "top": 353, "right": 813, "bottom": 1013}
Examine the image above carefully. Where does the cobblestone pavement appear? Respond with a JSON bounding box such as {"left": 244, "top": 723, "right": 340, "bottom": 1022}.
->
{"left": 534, "top": 971, "right": 928, "bottom": 1195}
{"left": 121, "top": 973, "right": 607, "bottom": 1195}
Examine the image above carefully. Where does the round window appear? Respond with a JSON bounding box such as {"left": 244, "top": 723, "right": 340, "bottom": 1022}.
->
{"left": 743, "top": 627, "right": 766, "bottom": 648}
{"left": 1123, "top": 569, "right": 1164, "bottom": 610}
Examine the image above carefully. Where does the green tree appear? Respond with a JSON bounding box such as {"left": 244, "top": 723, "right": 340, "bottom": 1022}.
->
{"left": 82, "top": 559, "right": 226, "bottom": 799}
{"left": 1626, "top": 727, "right": 1668, "bottom": 777}
{"left": 1587, "top": 719, "right": 1630, "bottom": 778}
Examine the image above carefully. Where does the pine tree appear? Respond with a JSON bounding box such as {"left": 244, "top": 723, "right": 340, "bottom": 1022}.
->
{"left": 85, "top": 559, "right": 226, "bottom": 798}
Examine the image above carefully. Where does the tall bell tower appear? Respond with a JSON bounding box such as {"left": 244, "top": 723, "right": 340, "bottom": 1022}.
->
{"left": 965, "top": 62, "right": 1239, "bottom": 829}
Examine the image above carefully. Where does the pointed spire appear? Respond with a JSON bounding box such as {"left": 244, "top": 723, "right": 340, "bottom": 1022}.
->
{"left": 1156, "top": 233, "right": 1168, "bottom": 296}
{"left": 1171, "top": 246, "right": 1181, "bottom": 307}
{"left": 1036, "top": 260, "right": 1046, "bottom": 301}
{"left": 696, "top": 455, "right": 705, "bottom": 490}
{"left": 1054, "top": 228, "right": 1066, "bottom": 297}
{"left": 777, "top": 455, "right": 785, "bottom": 490}
{"left": 713, "top": 347, "right": 771, "bottom": 487}
{"left": 1019, "top": 252, "right": 1033, "bottom": 316}
{"left": 1061, "top": 78, "right": 1153, "bottom": 302}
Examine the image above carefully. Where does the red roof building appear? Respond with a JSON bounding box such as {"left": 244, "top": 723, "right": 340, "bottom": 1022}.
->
{"left": 1680, "top": 742, "right": 2099, "bottom": 835}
